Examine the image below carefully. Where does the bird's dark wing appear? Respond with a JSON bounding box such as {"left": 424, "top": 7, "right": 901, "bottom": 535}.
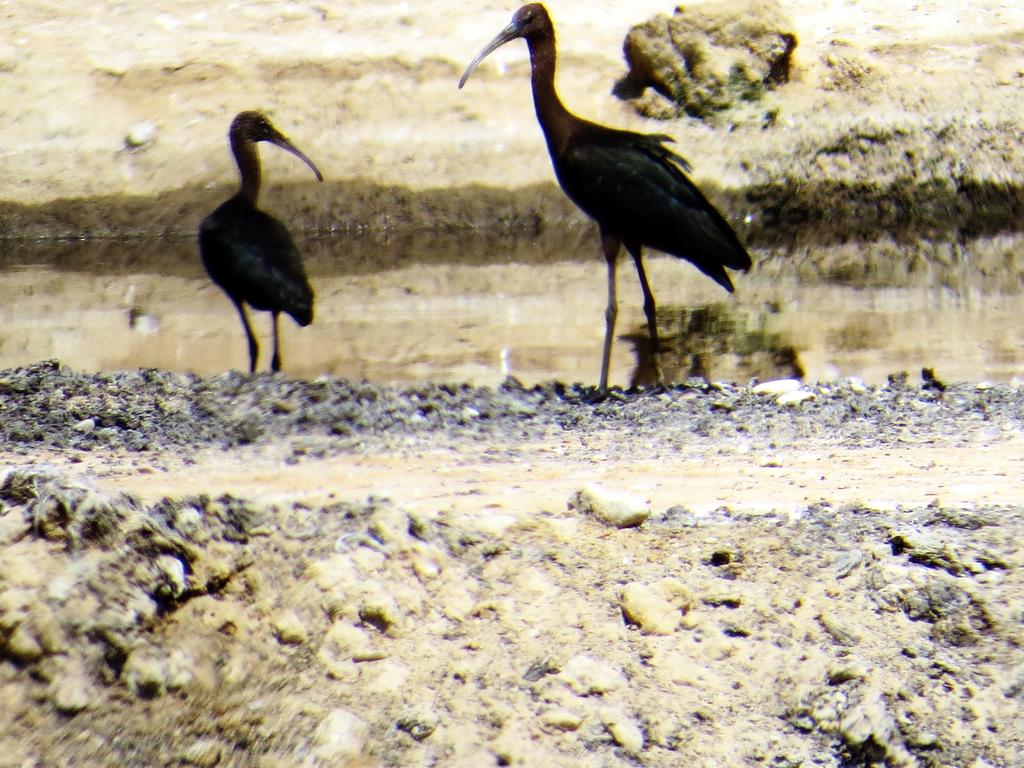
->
{"left": 199, "top": 198, "right": 314, "bottom": 326}
{"left": 555, "top": 129, "right": 752, "bottom": 291}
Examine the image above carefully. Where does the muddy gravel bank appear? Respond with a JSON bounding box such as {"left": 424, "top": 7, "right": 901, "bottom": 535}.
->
{"left": 0, "top": 361, "right": 1022, "bottom": 457}
{"left": 0, "top": 463, "right": 1021, "bottom": 767}
{"left": 1, "top": 363, "right": 1023, "bottom": 767}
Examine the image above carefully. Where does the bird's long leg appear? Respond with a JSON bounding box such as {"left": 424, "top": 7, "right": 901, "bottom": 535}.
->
{"left": 625, "top": 240, "right": 666, "bottom": 388}
{"left": 270, "top": 312, "right": 282, "bottom": 373}
{"left": 599, "top": 229, "right": 622, "bottom": 392}
{"left": 234, "top": 300, "right": 260, "bottom": 373}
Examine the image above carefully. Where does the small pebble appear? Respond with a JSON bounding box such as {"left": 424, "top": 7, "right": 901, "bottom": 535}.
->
{"left": 179, "top": 739, "right": 224, "bottom": 767}
{"left": 125, "top": 121, "right": 158, "bottom": 149}
{"left": 6, "top": 623, "right": 44, "bottom": 663}
{"left": 122, "top": 651, "right": 167, "bottom": 698}
{"left": 51, "top": 664, "right": 96, "bottom": 714}
{"left": 72, "top": 418, "right": 96, "bottom": 433}
{"left": 777, "top": 389, "right": 815, "bottom": 406}
{"left": 558, "top": 655, "right": 626, "bottom": 696}
{"left": 752, "top": 379, "right": 802, "bottom": 395}
{"left": 540, "top": 708, "right": 583, "bottom": 731}
{"left": 273, "top": 610, "right": 309, "bottom": 646}
{"left": 620, "top": 579, "right": 691, "bottom": 635}
{"left": 603, "top": 708, "right": 645, "bottom": 754}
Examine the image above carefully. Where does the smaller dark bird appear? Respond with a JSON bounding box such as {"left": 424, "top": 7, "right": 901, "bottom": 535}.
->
{"left": 459, "top": 4, "right": 753, "bottom": 391}
{"left": 199, "top": 111, "right": 323, "bottom": 373}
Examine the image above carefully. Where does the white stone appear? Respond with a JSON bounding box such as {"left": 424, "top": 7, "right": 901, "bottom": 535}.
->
{"left": 367, "top": 505, "right": 409, "bottom": 545}
{"left": 846, "top": 377, "right": 869, "bottom": 394}
{"left": 156, "top": 555, "right": 187, "bottom": 598}
{"left": 777, "top": 389, "right": 815, "bottom": 406}
{"left": 559, "top": 655, "right": 626, "bottom": 696}
{"left": 751, "top": 378, "right": 802, "bottom": 395}
{"left": 125, "top": 121, "right": 157, "bottom": 148}
{"left": 6, "top": 623, "right": 44, "bottom": 663}
{"left": 272, "top": 610, "right": 309, "bottom": 645}
{"left": 179, "top": 739, "right": 224, "bottom": 767}
{"left": 620, "top": 579, "right": 692, "bottom": 635}
{"left": 318, "top": 622, "right": 374, "bottom": 678}
{"left": 540, "top": 708, "right": 584, "bottom": 731}
{"left": 364, "top": 660, "right": 411, "bottom": 694}
{"left": 602, "top": 708, "right": 645, "bottom": 753}
{"left": 313, "top": 708, "right": 369, "bottom": 762}
{"left": 568, "top": 485, "right": 650, "bottom": 528}
{"left": 51, "top": 662, "right": 96, "bottom": 713}
{"left": 122, "top": 651, "right": 166, "bottom": 697}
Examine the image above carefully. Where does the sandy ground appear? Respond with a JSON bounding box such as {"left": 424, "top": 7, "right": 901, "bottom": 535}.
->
{"left": 2, "top": 0, "right": 1024, "bottom": 766}
{"left": 1, "top": 367, "right": 1023, "bottom": 766}
{"left": 1, "top": 0, "right": 1023, "bottom": 236}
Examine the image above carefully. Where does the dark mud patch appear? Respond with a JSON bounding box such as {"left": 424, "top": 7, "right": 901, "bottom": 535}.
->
{"left": 1, "top": 361, "right": 1021, "bottom": 458}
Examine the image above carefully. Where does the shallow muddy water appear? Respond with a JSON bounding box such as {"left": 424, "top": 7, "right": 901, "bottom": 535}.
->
{"left": 1, "top": 232, "right": 1023, "bottom": 387}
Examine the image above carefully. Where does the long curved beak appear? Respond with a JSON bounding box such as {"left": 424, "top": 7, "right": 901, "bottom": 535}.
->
{"left": 270, "top": 132, "right": 324, "bottom": 182}
{"left": 458, "top": 19, "right": 526, "bottom": 89}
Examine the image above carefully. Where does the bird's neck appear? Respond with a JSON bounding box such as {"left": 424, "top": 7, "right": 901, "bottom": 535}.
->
{"left": 230, "top": 135, "right": 262, "bottom": 204}
{"left": 527, "top": 35, "right": 573, "bottom": 157}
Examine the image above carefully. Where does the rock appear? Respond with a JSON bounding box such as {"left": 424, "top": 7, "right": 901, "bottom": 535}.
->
{"left": 351, "top": 545, "right": 387, "bottom": 572}
{"left": 620, "top": 579, "right": 692, "bottom": 634}
{"left": 364, "top": 660, "right": 411, "bottom": 695}
{"left": 568, "top": 485, "right": 650, "bottom": 528}
{"left": 827, "top": 664, "right": 868, "bottom": 685}
{"left": 396, "top": 713, "right": 437, "bottom": 741}
{"left": 436, "top": 581, "right": 476, "bottom": 622}
{"left": 818, "top": 612, "right": 860, "bottom": 647}
{"left": 50, "top": 661, "right": 96, "bottom": 714}
{"left": 451, "top": 511, "right": 518, "bottom": 537}
{"left": 777, "top": 389, "right": 815, "bottom": 406}
{"left": 845, "top": 377, "right": 869, "bottom": 394}
{"left": 838, "top": 687, "right": 911, "bottom": 765}
{"left": 359, "top": 594, "right": 401, "bottom": 636}
{"left": 5, "top": 622, "right": 44, "bottom": 663}
{"left": 155, "top": 555, "right": 188, "bottom": 599}
{"left": 313, "top": 708, "right": 369, "bottom": 762}
{"left": 889, "top": 529, "right": 971, "bottom": 576}
{"left": 602, "top": 708, "right": 645, "bottom": 754}
{"left": 539, "top": 708, "right": 583, "bottom": 732}
{"left": 122, "top": 651, "right": 167, "bottom": 698}
{"left": 318, "top": 622, "right": 379, "bottom": 678}
{"left": 558, "top": 655, "right": 626, "bottom": 696}
{"left": 72, "top": 418, "right": 96, "bottom": 433}
{"left": 165, "top": 649, "right": 197, "bottom": 691}
{"left": 125, "top": 121, "right": 157, "bottom": 149}
{"left": 179, "top": 739, "right": 224, "bottom": 767}
{"left": 367, "top": 504, "right": 409, "bottom": 545}
{"left": 752, "top": 378, "right": 802, "bottom": 396}
{"left": 616, "top": 0, "right": 797, "bottom": 119}
{"left": 272, "top": 610, "right": 309, "bottom": 645}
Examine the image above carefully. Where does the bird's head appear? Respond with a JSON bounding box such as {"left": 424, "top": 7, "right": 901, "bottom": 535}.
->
{"left": 458, "top": 3, "right": 554, "bottom": 89}
{"left": 229, "top": 111, "right": 323, "bottom": 182}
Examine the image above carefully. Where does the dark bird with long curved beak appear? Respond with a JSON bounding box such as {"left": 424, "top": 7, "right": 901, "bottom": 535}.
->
{"left": 459, "top": 3, "right": 752, "bottom": 392}
{"left": 199, "top": 111, "right": 323, "bottom": 373}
